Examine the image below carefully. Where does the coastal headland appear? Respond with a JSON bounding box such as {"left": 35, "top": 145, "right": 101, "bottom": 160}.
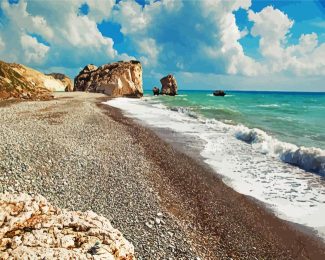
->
{"left": 1, "top": 92, "right": 325, "bottom": 259}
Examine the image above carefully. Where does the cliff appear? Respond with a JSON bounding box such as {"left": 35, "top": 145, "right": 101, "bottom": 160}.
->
{"left": 0, "top": 60, "right": 66, "bottom": 100}
{"left": 0, "top": 193, "right": 135, "bottom": 259}
{"left": 74, "top": 61, "right": 143, "bottom": 97}
{"left": 47, "top": 73, "right": 73, "bottom": 92}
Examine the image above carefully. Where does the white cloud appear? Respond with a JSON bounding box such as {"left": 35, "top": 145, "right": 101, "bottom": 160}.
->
{"left": 113, "top": 0, "right": 264, "bottom": 75}
{"left": 248, "top": 6, "right": 294, "bottom": 60}
{"left": 201, "top": 0, "right": 264, "bottom": 75}
{"left": 248, "top": 6, "right": 325, "bottom": 76}
{"left": 1, "top": 1, "right": 54, "bottom": 40}
{"left": 0, "top": 36, "right": 5, "bottom": 52}
{"left": 113, "top": 0, "right": 150, "bottom": 35}
{"left": 87, "top": 0, "right": 115, "bottom": 23}
{"left": 312, "top": 20, "right": 325, "bottom": 28}
{"left": 138, "top": 38, "right": 161, "bottom": 66}
{"left": 20, "top": 34, "right": 49, "bottom": 63}
{"left": 0, "top": 0, "right": 324, "bottom": 88}
{"left": 0, "top": 0, "right": 129, "bottom": 70}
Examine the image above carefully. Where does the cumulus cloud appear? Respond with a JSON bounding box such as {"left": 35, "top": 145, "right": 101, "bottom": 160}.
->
{"left": 20, "top": 34, "right": 49, "bottom": 64}
{"left": 86, "top": 0, "right": 115, "bottom": 23}
{"left": 138, "top": 38, "right": 161, "bottom": 66}
{"left": 0, "top": 0, "right": 129, "bottom": 71}
{"left": 113, "top": 0, "right": 263, "bottom": 75}
{"left": 0, "top": 0, "right": 324, "bottom": 83}
{"left": 1, "top": 0, "right": 54, "bottom": 40}
{"left": 249, "top": 6, "right": 325, "bottom": 76}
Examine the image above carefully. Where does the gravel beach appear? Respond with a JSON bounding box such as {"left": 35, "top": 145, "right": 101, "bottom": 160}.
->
{"left": 1, "top": 92, "right": 325, "bottom": 259}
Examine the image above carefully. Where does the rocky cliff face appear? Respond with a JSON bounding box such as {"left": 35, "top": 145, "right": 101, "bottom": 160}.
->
{"left": 0, "top": 193, "right": 135, "bottom": 259}
{"left": 74, "top": 61, "right": 143, "bottom": 97}
{"left": 0, "top": 60, "right": 66, "bottom": 100}
{"left": 160, "top": 74, "right": 178, "bottom": 96}
{"left": 47, "top": 73, "right": 73, "bottom": 92}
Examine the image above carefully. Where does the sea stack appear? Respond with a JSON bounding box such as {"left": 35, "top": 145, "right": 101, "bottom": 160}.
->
{"left": 160, "top": 74, "right": 178, "bottom": 96}
{"left": 152, "top": 86, "right": 160, "bottom": 95}
{"left": 74, "top": 60, "right": 143, "bottom": 97}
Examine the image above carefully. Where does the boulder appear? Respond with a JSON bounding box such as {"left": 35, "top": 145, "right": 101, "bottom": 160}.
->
{"left": 213, "top": 90, "right": 226, "bottom": 96}
{"left": 74, "top": 61, "right": 143, "bottom": 97}
{"left": 47, "top": 73, "right": 73, "bottom": 92}
{"left": 160, "top": 74, "right": 178, "bottom": 96}
{"left": 0, "top": 193, "right": 135, "bottom": 259}
{"left": 0, "top": 60, "right": 63, "bottom": 100}
{"left": 152, "top": 86, "right": 160, "bottom": 96}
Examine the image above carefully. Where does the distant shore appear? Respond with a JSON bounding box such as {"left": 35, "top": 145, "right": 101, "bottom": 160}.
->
{"left": 1, "top": 92, "right": 325, "bottom": 259}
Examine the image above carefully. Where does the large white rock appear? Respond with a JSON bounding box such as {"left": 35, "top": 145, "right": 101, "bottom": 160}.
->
{"left": 0, "top": 193, "right": 135, "bottom": 259}
{"left": 74, "top": 61, "right": 143, "bottom": 97}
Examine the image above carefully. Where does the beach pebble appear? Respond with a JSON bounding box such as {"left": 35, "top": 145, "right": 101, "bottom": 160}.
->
{"left": 145, "top": 222, "right": 153, "bottom": 229}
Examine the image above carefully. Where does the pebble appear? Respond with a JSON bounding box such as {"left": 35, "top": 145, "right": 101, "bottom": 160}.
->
{"left": 155, "top": 218, "right": 161, "bottom": 225}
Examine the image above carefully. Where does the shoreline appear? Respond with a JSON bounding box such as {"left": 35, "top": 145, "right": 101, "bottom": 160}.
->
{"left": 137, "top": 116, "right": 323, "bottom": 242}
{"left": 0, "top": 92, "right": 324, "bottom": 259}
{"left": 99, "top": 97, "right": 325, "bottom": 259}
{"left": 128, "top": 112, "right": 322, "bottom": 241}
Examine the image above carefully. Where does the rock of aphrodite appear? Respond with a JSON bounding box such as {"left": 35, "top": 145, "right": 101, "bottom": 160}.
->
{"left": 74, "top": 61, "right": 143, "bottom": 97}
{"left": 0, "top": 193, "right": 135, "bottom": 259}
{"left": 160, "top": 74, "right": 178, "bottom": 96}
{"left": 0, "top": 60, "right": 66, "bottom": 100}
{"left": 47, "top": 73, "right": 73, "bottom": 92}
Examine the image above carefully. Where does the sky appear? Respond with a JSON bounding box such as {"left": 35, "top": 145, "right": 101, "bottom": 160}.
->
{"left": 0, "top": 0, "right": 324, "bottom": 91}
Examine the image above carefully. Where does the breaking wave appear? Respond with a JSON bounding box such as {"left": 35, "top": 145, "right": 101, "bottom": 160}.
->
{"left": 169, "top": 106, "right": 199, "bottom": 119}
{"left": 256, "top": 104, "right": 280, "bottom": 108}
{"left": 235, "top": 125, "right": 325, "bottom": 176}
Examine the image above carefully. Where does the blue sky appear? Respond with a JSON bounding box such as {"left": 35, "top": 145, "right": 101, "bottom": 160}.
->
{"left": 0, "top": 0, "right": 324, "bottom": 91}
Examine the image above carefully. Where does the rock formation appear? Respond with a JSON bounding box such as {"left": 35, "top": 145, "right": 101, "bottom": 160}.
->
{"left": 74, "top": 61, "right": 143, "bottom": 97}
{"left": 152, "top": 86, "right": 160, "bottom": 96}
{"left": 160, "top": 74, "right": 178, "bottom": 96}
{"left": 0, "top": 60, "right": 67, "bottom": 100}
{"left": 47, "top": 73, "right": 73, "bottom": 92}
{"left": 0, "top": 193, "right": 135, "bottom": 259}
{"left": 213, "top": 90, "right": 226, "bottom": 96}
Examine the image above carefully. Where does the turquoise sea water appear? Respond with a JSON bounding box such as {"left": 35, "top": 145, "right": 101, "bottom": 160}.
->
{"left": 144, "top": 90, "right": 325, "bottom": 150}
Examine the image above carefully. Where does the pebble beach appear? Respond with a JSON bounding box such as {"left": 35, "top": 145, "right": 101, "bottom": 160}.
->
{"left": 1, "top": 92, "right": 325, "bottom": 259}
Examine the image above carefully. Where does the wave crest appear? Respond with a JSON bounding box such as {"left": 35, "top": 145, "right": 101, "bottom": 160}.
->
{"left": 235, "top": 125, "right": 325, "bottom": 176}
{"left": 170, "top": 107, "right": 199, "bottom": 119}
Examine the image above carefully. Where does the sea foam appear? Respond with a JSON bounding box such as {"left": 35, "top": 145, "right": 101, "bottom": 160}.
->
{"left": 235, "top": 125, "right": 325, "bottom": 176}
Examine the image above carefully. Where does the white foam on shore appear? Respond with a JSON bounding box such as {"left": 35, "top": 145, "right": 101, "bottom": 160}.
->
{"left": 105, "top": 97, "right": 325, "bottom": 240}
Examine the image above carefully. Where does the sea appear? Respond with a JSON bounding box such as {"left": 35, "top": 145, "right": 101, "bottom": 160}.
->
{"left": 106, "top": 90, "right": 325, "bottom": 240}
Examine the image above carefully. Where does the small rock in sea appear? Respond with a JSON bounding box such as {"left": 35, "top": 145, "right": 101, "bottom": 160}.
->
{"left": 167, "top": 231, "right": 174, "bottom": 237}
{"left": 157, "top": 212, "right": 163, "bottom": 217}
